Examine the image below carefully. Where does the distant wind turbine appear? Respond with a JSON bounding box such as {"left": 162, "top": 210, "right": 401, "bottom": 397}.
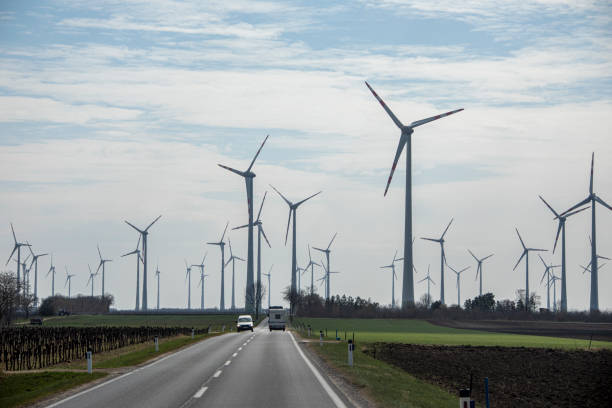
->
{"left": 365, "top": 81, "right": 463, "bottom": 306}
{"left": 421, "top": 218, "right": 453, "bottom": 304}
{"left": 225, "top": 239, "right": 245, "bottom": 310}
{"left": 28, "top": 244, "right": 48, "bottom": 305}
{"left": 155, "top": 264, "right": 161, "bottom": 310}
{"left": 305, "top": 246, "right": 320, "bottom": 295}
{"left": 263, "top": 264, "right": 273, "bottom": 310}
{"left": 96, "top": 244, "right": 112, "bottom": 297}
{"left": 207, "top": 222, "right": 229, "bottom": 310}
{"left": 191, "top": 253, "right": 207, "bottom": 310}
{"left": 184, "top": 260, "right": 192, "bottom": 310}
{"left": 121, "top": 236, "right": 142, "bottom": 311}
{"left": 447, "top": 263, "right": 469, "bottom": 307}
{"left": 538, "top": 254, "right": 560, "bottom": 311}
{"left": 46, "top": 254, "right": 56, "bottom": 296}
{"left": 467, "top": 249, "right": 494, "bottom": 296}
{"left": 6, "top": 223, "right": 31, "bottom": 294}
{"left": 218, "top": 135, "right": 268, "bottom": 313}
{"left": 513, "top": 228, "right": 547, "bottom": 310}
{"left": 125, "top": 215, "right": 162, "bottom": 310}
{"left": 64, "top": 267, "right": 75, "bottom": 298}
{"left": 313, "top": 233, "right": 338, "bottom": 301}
{"left": 380, "top": 250, "right": 403, "bottom": 308}
{"left": 418, "top": 265, "right": 435, "bottom": 306}
{"left": 86, "top": 265, "right": 97, "bottom": 297}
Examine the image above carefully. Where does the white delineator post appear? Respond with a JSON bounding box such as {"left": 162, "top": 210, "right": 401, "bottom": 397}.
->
{"left": 86, "top": 349, "right": 92, "bottom": 374}
{"left": 154, "top": 336, "right": 159, "bottom": 352}
{"left": 319, "top": 330, "right": 323, "bottom": 346}
{"left": 191, "top": 328, "right": 195, "bottom": 339}
{"left": 347, "top": 340, "right": 354, "bottom": 367}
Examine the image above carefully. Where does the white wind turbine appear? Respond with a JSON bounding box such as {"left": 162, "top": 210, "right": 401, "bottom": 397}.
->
{"left": 184, "top": 260, "right": 192, "bottom": 310}
{"left": 305, "top": 245, "right": 320, "bottom": 296}
{"left": 46, "top": 254, "right": 56, "bottom": 296}
{"left": 263, "top": 264, "right": 273, "bottom": 310}
{"left": 513, "top": 228, "right": 547, "bottom": 311}
{"left": 28, "top": 244, "right": 48, "bottom": 306}
{"left": 380, "top": 250, "right": 403, "bottom": 308}
{"left": 365, "top": 82, "right": 463, "bottom": 306}
{"left": 207, "top": 222, "right": 229, "bottom": 310}
{"left": 418, "top": 265, "right": 435, "bottom": 307}
{"left": 96, "top": 244, "right": 112, "bottom": 297}
{"left": 121, "top": 236, "right": 143, "bottom": 311}
{"left": 86, "top": 265, "right": 97, "bottom": 297}
{"left": 313, "top": 233, "right": 338, "bottom": 301}
{"left": 467, "top": 249, "right": 494, "bottom": 297}
{"left": 155, "top": 264, "right": 161, "bottom": 310}
{"left": 225, "top": 239, "right": 245, "bottom": 310}
{"left": 191, "top": 253, "right": 207, "bottom": 310}
{"left": 446, "top": 263, "right": 469, "bottom": 307}
{"left": 64, "top": 267, "right": 75, "bottom": 298}
{"left": 421, "top": 218, "right": 453, "bottom": 304}
{"left": 218, "top": 135, "right": 268, "bottom": 313}
{"left": 538, "top": 254, "right": 560, "bottom": 311}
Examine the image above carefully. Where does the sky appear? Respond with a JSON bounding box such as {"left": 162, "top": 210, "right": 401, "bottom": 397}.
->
{"left": 1, "top": 0, "right": 611, "bottom": 311}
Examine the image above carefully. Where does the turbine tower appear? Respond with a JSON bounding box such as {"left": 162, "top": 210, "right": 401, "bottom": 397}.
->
{"left": 125, "top": 215, "right": 162, "bottom": 310}
{"left": 380, "top": 250, "right": 404, "bottom": 308}
{"left": 365, "top": 82, "right": 463, "bottom": 307}
{"left": 86, "top": 265, "right": 97, "bottom": 297}
{"left": 191, "top": 253, "right": 207, "bottom": 310}
{"left": 155, "top": 265, "right": 161, "bottom": 310}
{"left": 218, "top": 135, "right": 268, "bottom": 314}
{"left": 467, "top": 249, "right": 493, "bottom": 296}
{"left": 418, "top": 265, "right": 435, "bottom": 306}
{"left": 263, "top": 264, "right": 273, "bottom": 310}
{"left": 538, "top": 254, "right": 560, "bottom": 311}
{"left": 447, "top": 263, "right": 469, "bottom": 306}
{"left": 225, "top": 239, "right": 245, "bottom": 310}
{"left": 539, "top": 195, "right": 587, "bottom": 312}
{"left": 46, "top": 254, "right": 56, "bottom": 296}
{"left": 561, "top": 153, "right": 612, "bottom": 312}
{"left": 97, "top": 244, "right": 112, "bottom": 297}
{"left": 64, "top": 267, "right": 75, "bottom": 298}
{"left": 207, "top": 222, "right": 229, "bottom": 310}
{"left": 313, "top": 233, "right": 338, "bottom": 301}
{"left": 513, "top": 228, "right": 547, "bottom": 311}
{"left": 305, "top": 246, "right": 320, "bottom": 295}
{"left": 184, "top": 260, "right": 192, "bottom": 310}
{"left": 28, "top": 244, "right": 48, "bottom": 305}
{"left": 6, "top": 223, "right": 30, "bottom": 293}
{"left": 421, "top": 218, "right": 453, "bottom": 304}
{"left": 318, "top": 256, "right": 340, "bottom": 300}
{"left": 271, "top": 185, "right": 321, "bottom": 302}
{"left": 234, "top": 191, "right": 271, "bottom": 315}
{"left": 121, "top": 236, "right": 142, "bottom": 311}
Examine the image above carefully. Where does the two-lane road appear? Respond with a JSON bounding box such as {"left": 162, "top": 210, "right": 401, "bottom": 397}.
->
{"left": 46, "top": 323, "right": 351, "bottom": 408}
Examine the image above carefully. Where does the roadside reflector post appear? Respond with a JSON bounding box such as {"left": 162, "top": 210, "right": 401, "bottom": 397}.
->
{"left": 154, "top": 336, "right": 159, "bottom": 352}
{"left": 191, "top": 328, "right": 195, "bottom": 339}
{"left": 308, "top": 325, "right": 311, "bottom": 337}
{"left": 347, "top": 339, "right": 354, "bottom": 366}
{"left": 222, "top": 325, "right": 225, "bottom": 333}
{"left": 319, "top": 330, "right": 324, "bottom": 346}
{"left": 459, "top": 389, "right": 471, "bottom": 408}
{"left": 86, "top": 348, "right": 92, "bottom": 374}
{"left": 485, "top": 377, "right": 490, "bottom": 408}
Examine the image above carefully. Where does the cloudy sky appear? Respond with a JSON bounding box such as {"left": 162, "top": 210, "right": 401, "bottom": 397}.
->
{"left": 1, "top": 0, "right": 611, "bottom": 311}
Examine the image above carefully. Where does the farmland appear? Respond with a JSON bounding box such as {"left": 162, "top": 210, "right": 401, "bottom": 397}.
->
{"left": 294, "top": 317, "right": 612, "bottom": 349}
{"left": 37, "top": 313, "right": 238, "bottom": 329}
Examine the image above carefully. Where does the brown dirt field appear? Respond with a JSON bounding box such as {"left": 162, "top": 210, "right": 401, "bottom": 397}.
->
{"left": 365, "top": 342, "right": 612, "bottom": 408}
{"left": 431, "top": 319, "right": 612, "bottom": 341}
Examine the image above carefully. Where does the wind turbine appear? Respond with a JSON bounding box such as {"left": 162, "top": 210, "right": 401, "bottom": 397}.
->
{"left": 6, "top": 223, "right": 30, "bottom": 294}
{"left": 263, "top": 264, "right": 273, "bottom": 310}
{"left": 538, "top": 254, "right": 560, "bottom": 311}
{"left": 418, "top": 265, "right": 435, "bottom": 307}
{"left": 513, "top": 228, "right": 547, "bottom": 311}
{"left": 64, "top": 267, "right": 75, "bottom": 298}
{"left": 234, "top": 191, "right": 271, "bottom": 315}
{"left": 218, "top": 135, "right": 268, "bottom": 313}
{"left": 28, "top": 244, "right": 48, "bottom": 305}
{"left": 225, "top": 239, "right": 245, "bottom": 310}
{"left": 191, "top": 253, "right": 207, "bottom": 310}
{"left": 46, "top": 254, "right": 56, "bottom": 296}
{"left": 539, "top": 195, "right": 587, "bottom": 312}
{"left": 365, "top": 82, "right": 463, "bottom": 306}
{"left": 561, "top": 153, "right": 612, "bottom": 312}
{"left": 125, "top": 215, "right": 162, "bottom": 310}
{"left": 467, "top": 250, "right": 494, "bottom": 297}
{"left": 121, "top": 236, "right": 142, "bottom": 311}
{"left": 550, "top": 274, "right": 561, "bottom": 312}
{"left": 380, "top": 250, "right": 404, "bottom": 308}
{"left": 305, "top": 245, "right": 320, "bottom": 295}
{"left": 271, "top": 185, "right": 321, "bottom": 301}
{"left": 447, "top": 263, "right": 469, "bottom": 307}
{"left": 313, "top": 233, "right": 338, "bottom": 301}
{"left": 96, "top": 244, "right": 112, "bottom": 297}
{"left": 184, "top": 260, "right": 192, "bottom": 310}
{"left": 155, "top": 264, "right": 161, "bottom": 310}
{"left": 421, "top": 218, "right": 453, "bottom": 304}
{"left": 319, "top": 256, "right": 340, "bottom": 300}
{"left": 207, "top": 222, "right": 229, "bottom": 310}
{"left": 197, "top": 270, "right": 208, "bottom": 310}
{"left": 86, "top": 265, "right": 97, "bottom": 297}
{"left": 22, "top": 255, "right": 31, "bottom": 296}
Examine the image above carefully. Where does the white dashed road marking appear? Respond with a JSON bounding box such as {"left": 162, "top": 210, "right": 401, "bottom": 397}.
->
{"left": 213, "top": 370, "right": 222, "bottom": 378}
{"left": 193, "top": 387, "right": 208, "bottom": 398}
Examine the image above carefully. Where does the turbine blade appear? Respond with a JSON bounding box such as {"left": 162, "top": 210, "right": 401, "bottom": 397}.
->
{"left": 421, "top": 237, "right": 439, "bottom": 242}
{"left": 260, "top": 226, "right": 272, "bottom": 248}
{"left": 312, "top": 247, "right": 326, "bottom": 252}
{"left": 538, "top": 195, "right": 559, "bottom": 218}
{"left": 256, "top": 191, "right": 267, "bottom": 222}
{"left": 538, "top": 254, "right": 547, "bottom": 268}
{"left": 246, "top": 134, "right": 269, "bottom": 172}
{"left": 145, "top": 215, "right": 162, "bottom": 232}
{"left": 122, "top": 250, "right": 138, "bottom": 257}
{"left": 218, "top": 164, "right": 245, "bottom": 177}
{"left": 482, "top": 254, "right": 494, "bottom": 261}
{"left": 409, "top": 108, "right": 464, "bottom": 128}
{"left": 564, "top": 206, "right": 589, "bottom": 218}
{"left": 515, "top": 228, "right": 526, "bottom": 249}
{"left": 560, "top": 197, "right": 591, "bottom": 216}
{"left": 441, "top": 218, "right": 454, "bottom": 239}
{"left": 327, "top": 232, "right": 337, "bottom": 250}
{"left": 364, "top": 81, "right": 404, "bottom": 129}
{"left": 10, "top": 223, "right": 17, "bottom": 243}
{"left": 6, "top": 246, "right": 17, "bottom": 266}
{"left": 384, "top": 136, "right": 407, "bottom": 196}
{"left": 296, "top": 191, "right": 322, "bottom": 207}
{"left": 467, "top": 249, "right": 478, "bottom": 262}
{"left": 589, "top": 152, "right": 594, "bottom": 195}
{"left": 233, "top": 223, "right": 249, "bottom": 230}
{"left": 513, "top": 251, "right": 526, "bottom": 271}
{"left": 270, "top": 184, "right": 292, "bottom": 206}
{"left": 97, "top": 244, "right": 102, "bottom": 260}
{"left": 553, "top": 222, "right": 562, "bottom": 253}
{"left": 595, "top": 196, "right": 612, "bottom": 211}
{"left": 125, "top": 220, "right": 144, "bottom": 234}
{"left": 284, "top": 209, "right": 292, "bottom": 246}
{"left": 221, "top": 221, "right": 229, "bottom": 242}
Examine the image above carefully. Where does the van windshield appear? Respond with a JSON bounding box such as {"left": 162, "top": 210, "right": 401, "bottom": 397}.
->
{"left": 238, "top": 317, "right": 252, "bottom": 322}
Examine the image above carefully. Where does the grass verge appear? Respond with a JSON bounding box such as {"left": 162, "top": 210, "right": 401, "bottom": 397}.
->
{"left": 0, "top": 371, "right": 107, "bottom": 408}
{"left": 305, "top": 339, "right": 456, "bottom": 408}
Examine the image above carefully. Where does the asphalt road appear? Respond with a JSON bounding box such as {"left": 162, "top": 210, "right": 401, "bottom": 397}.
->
{"left": 46, "top": 322, "right": 351, "bottom": 408}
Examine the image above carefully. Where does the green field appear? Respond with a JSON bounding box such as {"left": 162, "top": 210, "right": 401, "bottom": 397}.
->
{"left": 294, "top": 317, "right": 612, "bottom": 349}
{"left": 38, "top": 314, "right": 239, "bottom": 329}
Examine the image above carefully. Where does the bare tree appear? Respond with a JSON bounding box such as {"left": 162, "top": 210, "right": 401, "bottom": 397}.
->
{"left": 0, "top": 270, "right": 20, "bottom": 326}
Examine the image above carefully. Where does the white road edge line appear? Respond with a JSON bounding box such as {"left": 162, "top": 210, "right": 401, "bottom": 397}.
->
{"left": 225, "top": 360, "right": 231, "bottom": 366}
{"left": 213, "top": 370, "right": 222, "bottom": 378}
{"left": 288, "top": 331, "right": 347, "bottom": 408}
{"left": 232, "top": 352, "right": 238, "bottom": 357}
{"left": 193, "top": 386, "right": 208, "bottom": 398}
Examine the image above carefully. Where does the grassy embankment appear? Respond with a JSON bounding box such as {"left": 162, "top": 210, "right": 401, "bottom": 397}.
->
{"left": 292, "top": 318, "right": 612, "bottom": 408}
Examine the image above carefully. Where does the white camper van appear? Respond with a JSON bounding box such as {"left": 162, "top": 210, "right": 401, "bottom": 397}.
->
{"left": 268, "top": 306, "right": 286, "bottom": 331}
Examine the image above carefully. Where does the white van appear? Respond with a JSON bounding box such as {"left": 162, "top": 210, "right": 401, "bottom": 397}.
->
{"left": 268, "top": 306, "right": 286, "bottom": 331}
